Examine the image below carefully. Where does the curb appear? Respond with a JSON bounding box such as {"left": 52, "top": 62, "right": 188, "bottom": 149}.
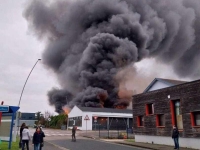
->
{"left": 113, "top": 142, "right": 157, "bottom": 150}
{"left": 81, "top": 136, "right": 154, "bottom": 149}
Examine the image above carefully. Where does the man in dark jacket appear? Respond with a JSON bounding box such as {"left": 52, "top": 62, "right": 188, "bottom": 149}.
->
{"left": 172, "top": 125, "right": 179, "bottom": 150}
{"left": 72, "top": 125, "right": 76, "bottom": 142}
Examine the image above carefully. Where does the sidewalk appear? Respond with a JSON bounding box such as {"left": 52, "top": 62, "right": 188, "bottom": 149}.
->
{"left": 81, "top": 134, "right": 198, "bottom": 150}
{"left": 101, "top": 139, "right": 197, "bottom": 150}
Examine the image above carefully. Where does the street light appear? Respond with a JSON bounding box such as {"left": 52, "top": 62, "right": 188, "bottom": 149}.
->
{"left": 13, "top": 59, "right": 41, "bottom": 141}
{"left": 18, "top": 59, "right": 41, "bottom": 106}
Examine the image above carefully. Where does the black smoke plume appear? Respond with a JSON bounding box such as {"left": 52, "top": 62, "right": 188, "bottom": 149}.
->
{"left": 24, "top": 0, "right": 200, "bottom": 113}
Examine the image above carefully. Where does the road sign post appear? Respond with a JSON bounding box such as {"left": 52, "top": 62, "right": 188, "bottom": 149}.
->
{"left": 84, "top": 115, "right": 90, "bottom": 135}
{"left": 93, "top": 116, "right": 98, "bottom": 131}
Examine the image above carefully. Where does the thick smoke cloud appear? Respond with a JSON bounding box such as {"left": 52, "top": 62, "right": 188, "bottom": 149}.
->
{"left": 24, "top": 0, "right": 200, "bottom": 113}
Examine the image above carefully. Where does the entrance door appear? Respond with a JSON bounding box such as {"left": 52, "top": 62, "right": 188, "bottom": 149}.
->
{"left": 175, "top": 101, "right": 183, "bottom": 129}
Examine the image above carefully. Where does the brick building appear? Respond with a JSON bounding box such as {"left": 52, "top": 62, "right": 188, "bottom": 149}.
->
{"left": 132, "top": 79, "right": 200, "bottom": 149}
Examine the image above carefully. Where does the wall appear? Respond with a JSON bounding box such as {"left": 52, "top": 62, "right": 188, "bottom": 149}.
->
{"left": 132, "top": 80, "right": 200, "bottom": 139}
{"left": 135, "top": 135, "right": 200, "bottom": 149}
{"left": 68, "top": 106, "right": 133, "bottom": 130}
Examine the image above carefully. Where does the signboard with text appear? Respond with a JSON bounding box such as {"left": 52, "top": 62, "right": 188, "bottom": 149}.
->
{"left": 0, "top": 106, "right": 9, "bottom": 112}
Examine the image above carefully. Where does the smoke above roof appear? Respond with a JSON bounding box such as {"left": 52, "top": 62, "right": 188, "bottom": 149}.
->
{"left": 24, "top": 0, "right": 200, "bottom": 113}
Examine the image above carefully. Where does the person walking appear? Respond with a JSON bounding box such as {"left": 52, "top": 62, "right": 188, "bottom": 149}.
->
{"left": 39, "top": 127, "right": 45, "bottom": 150}
{"left": 21, "top": 126, "right": 31, "bottom": 150}
{"left": 33, "top": 127, "right": 42, "bottom": 150}
{"left": 19, "top": 123, "right": 26, "bottom": 148}
{"left": 172, "top": 125, "right": 179, "bottom": 150}
{"left": 72, "top": 125, "right": 76, "bottom": 142}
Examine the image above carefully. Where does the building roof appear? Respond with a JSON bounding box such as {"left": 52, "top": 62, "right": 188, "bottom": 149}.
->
{"left": 143, "top": 78, "right": 187, "bottom": 93}
{"left": 77, "top": 106, "right": 132, "bottom": 114}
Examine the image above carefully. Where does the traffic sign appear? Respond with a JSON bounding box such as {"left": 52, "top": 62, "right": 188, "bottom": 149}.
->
{"left": 93, "top": 116, "right": 98, "bottom": 120}
{"left": 0, "top": 105, "right": 9, "bottom": 112}
{"left": 84, "top": 115, "right": 90, "bottom": 120}
{"left": 48, "top": 118, "right": 51, "bottom": 121}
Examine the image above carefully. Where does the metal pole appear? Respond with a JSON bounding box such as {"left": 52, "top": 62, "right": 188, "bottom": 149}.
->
{"left": 107, "top": 117, "right": 109, "bottom": 138}
{"left": 13, "top": 59, "right": 41, "bottom": 142}
{"left": 86, "top": 120, "right": 87, "bottom": 135}
{"left": 99, "top": 124, "right": 100, "bottom": 138}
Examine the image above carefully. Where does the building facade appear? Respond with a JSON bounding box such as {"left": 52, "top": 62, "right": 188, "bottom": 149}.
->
{"left": 68, "top": 106, "right": 133, "bottom": 131}
{"left": 14, "top": 112, "right": 37, "bottom": 127}
{"left": 132, "top": 79, "right": 200, "bottom": 149}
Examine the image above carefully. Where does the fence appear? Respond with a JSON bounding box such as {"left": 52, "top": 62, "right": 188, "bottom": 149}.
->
{"left": 95, "top": 124, "right": 134, "bottom": 139}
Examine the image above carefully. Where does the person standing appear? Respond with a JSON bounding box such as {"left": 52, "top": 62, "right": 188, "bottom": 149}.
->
{"left": 40, "top": 127, "right": 45, "bottom": 150}
{"left": 22, "top": 126, "right": 31, "bottom": 150}
{"left": 19, "top": 123, "right": 26, "bottom": 148}
{"left": 72, "top": 125, "right": 76, "bottom": 142}
{"left": 172, "top": 125, "right": 179, "bottom": 150}
{"left": 33, "top": 127, "right": 42, "bottom": 150}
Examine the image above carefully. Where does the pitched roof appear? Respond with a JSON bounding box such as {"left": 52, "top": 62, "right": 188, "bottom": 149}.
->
{"left": 143, "top": 78, "right": 187, "bottom": 93}
{"left": 77, "top": 106, "right": 132, "bottom": 114}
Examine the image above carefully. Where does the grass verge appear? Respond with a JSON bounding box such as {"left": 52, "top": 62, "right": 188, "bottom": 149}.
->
{"left": 125, "top": 139, "right": 135, "bottom": 142}
{"left": 0, "top": 137, "right": 19, "bottom": 150}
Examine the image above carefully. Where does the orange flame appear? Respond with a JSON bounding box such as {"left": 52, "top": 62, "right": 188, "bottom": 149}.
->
{"left": 62, "top": 106, "right": 71, "bottom": 115}
{"left": 114, "top": 105, "right": 127, "bottom": 109}
{"left": 97, "top": 92, "right": 108, "bottom": 107}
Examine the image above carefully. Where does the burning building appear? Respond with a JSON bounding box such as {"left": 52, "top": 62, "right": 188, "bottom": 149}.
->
{"left": 24, "top": 0, "right": 200, "bottom": 113}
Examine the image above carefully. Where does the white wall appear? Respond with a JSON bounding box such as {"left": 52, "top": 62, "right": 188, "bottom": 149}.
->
{"left": 135, "top": 135, "right": 200, "bottom": 150}
{"left": 82, "top": 112, "right": 93, "bottom": 131}
{"left": 148, "top": 81, "right": 170, "bottom": 92}
{"left": 68, "top": 106, "right": 133, "bottom": 131}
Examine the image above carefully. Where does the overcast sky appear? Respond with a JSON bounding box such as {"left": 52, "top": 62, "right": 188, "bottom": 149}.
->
{"left": 0, "top": 0, "right": 192, "bottom": 115}
{"left": 0, "top": 0, "right": 59, "bottom": 115}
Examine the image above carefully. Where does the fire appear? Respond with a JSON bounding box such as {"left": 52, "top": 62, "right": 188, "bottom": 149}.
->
{"left": 62, "top": 106, "right": 71, "bottom": 115}
{"left": 97, "top": 92, "right": 108, "bottom": 107}
{"left": 114, "top": 105, "right": 127, "bottom": 109}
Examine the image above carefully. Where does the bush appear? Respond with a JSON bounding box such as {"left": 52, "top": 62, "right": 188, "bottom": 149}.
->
{"left": 49, "top": 114, "right": 68, "bottom": 129}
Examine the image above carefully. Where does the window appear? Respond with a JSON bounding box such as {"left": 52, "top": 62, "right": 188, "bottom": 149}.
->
{"left": 191, "top": 111, "right": 200, "bottom": 126}
{"left": 156, "top": 114, "right": 165, "bottom": 127}
{"left": 137, "top": 116, "right": 144, "bottom": 127}
{"left": 146, "top": 103, "right": 154, "bottom": 115}
{"left": 68, "top": 116, "right": 82, "bottom": 127}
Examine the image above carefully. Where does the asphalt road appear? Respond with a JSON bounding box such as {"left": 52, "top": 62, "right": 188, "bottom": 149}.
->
{"left": 20, "top": 128, "right": 146, "bottom": 150}
{"left": 48, "top": 138, "right": 145, "bottom": 150}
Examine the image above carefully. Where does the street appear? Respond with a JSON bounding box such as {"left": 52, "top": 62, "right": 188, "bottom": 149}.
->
{"left": 23, "top": 128, "right": 147, "bottom": 150}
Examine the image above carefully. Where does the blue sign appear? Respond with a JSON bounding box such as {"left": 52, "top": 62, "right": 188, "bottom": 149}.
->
{"left": 0, "top": 106, "right": 9, "bottom": 112}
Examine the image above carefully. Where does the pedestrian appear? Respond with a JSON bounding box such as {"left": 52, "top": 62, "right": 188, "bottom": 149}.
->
{"left": 39, "top": 127, "right": 45, "bottom": 150}
{"left": 22, "top": 126, "right": 31, "bottom": 150}
{"left": 33, "top": 127, "right": 42, "bottom": 150}
{"left": 172, "top": 125, "right": 179, "bottom": 150}
{"left": 72, "top": 125, "right": 76, "bottom": 142}
{"left": 19, "top": 123, "right": 26, "bottom": 148}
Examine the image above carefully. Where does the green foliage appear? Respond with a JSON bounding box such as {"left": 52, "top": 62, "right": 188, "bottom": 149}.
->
{"left": 49, "top": 114, "right": 68, "bottom": 129}
{"left": 0, "top": 137, "right": 19, "bottom": 150}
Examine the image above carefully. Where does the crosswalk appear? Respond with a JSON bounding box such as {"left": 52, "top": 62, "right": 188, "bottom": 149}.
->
{"left": 45, "top": 132, "right": 71, "bottom": 137}
{"left": 27, "top": 128, "right": 72, "bottom": 137}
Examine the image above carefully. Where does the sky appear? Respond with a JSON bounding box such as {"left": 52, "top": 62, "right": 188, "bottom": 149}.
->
{"left": 0, "top": 0, "right": 192, "bottom": 115}
{"left": 0, "top": 0, "right": 59, "bottom": 115}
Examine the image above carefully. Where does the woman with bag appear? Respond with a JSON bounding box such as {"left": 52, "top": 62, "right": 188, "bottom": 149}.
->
{"left": 19, "top": 123, "right": 26, "bottom": 148}
{"left": 21, "top": 126, "right": 31, "bottom": 150}
{"left": 33, "top": 127, "right": 42, "bottom": 150}
{"left": 40, "top": 127, "right": 45, "bottom": 150}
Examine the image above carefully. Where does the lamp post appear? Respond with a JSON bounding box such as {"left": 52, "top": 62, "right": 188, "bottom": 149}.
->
{"left": 13, "top": 59, "right": 41, "bottom": 141}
